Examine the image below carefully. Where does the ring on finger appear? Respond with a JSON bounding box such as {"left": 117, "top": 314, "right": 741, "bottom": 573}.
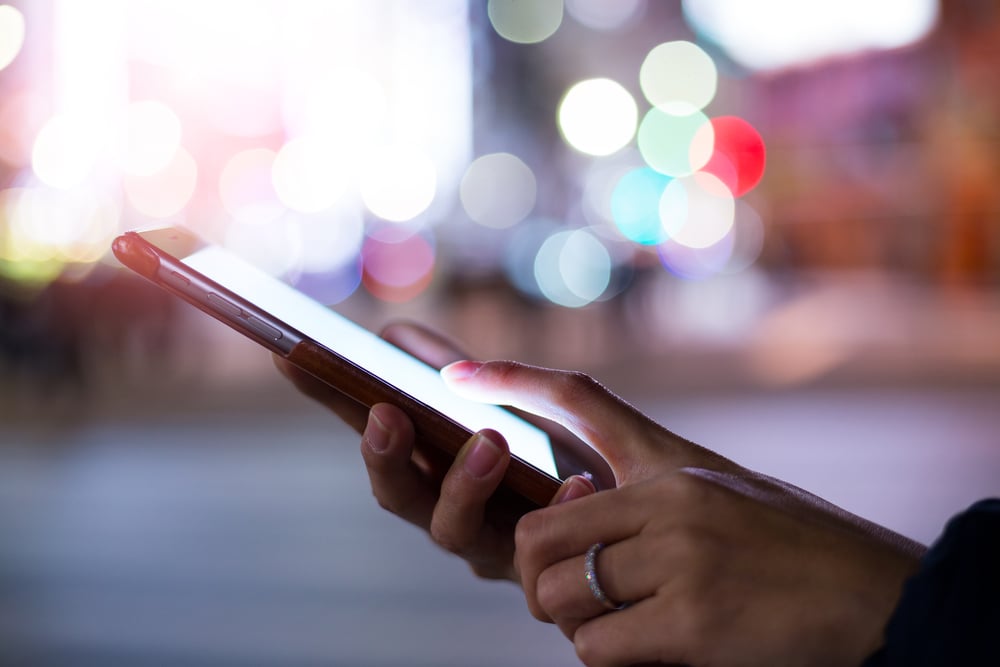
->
{"left": 584, "top": 542, "right": 627, "bottom": 611}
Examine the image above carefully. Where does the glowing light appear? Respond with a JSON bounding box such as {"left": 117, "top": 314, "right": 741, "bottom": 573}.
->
{"left": 0, "top": 5, "right": 25, "bottom": 72}
{"left": 637, "top": 108, "right": 713, "bottom": 177}
{"left": 658, "top": 234, "right": 734, "bottom": 280}
{"left": 4, "top": 187, "right": 119, "bottom": 265}
{"left": 124, "top": 147, "right": 198, "bottom": 219}
{"left": 224, "top": 216, "right": 302, "bottom": 278}
{"left": 0, "top": 90, "right": 47, "bottom": 167}
{"left": 503, "top": 218, "right": 560, "bottom": 299}
{"left": 272, "top": 138, "right": 352, "bottom": 214}
{"left": 362, "top": 232, "right": 436, "bottom": 303}
{"left": 31, "top": 115, "right": 102, "bottom": 189}
{"left": 488, "top": 0, "right": 563, "bottom": 44}
{"left": 565, "top": 0, "right": 644, "bottom": 31}
{"left": 722, "top": 200, "right": 766, "bottom": 274}
{"left": 699, "top": 116, "right": 766, "bottom": 197}
{"left": 220, "top": 148, "right": 285, "bottom": 226}
{"left": 682, "top": 0, "right": 939, "bottom": 71}
{"left": 660, "top": 172, "right": 735, "bottom": 249}
{"left": 460, "top": 153, "right": 536, "bottom": 229}
{"left": 282, "top": 68, "right": 389, "bottom": 157}
{"left": 291, "top": 209, "right": 365, "bottom": 274}
{"left": 640, "top": 41, "right": 717, "bottom": 114}
{"left": 359, "top": 146, "right": 437, "bottom": 223}
{"left": 534, "top": 229, "right": 611, "bottom": 308}
{"left": 124, "top": 100, "right": 182, "bottom": 177}
{"left": 610, "top": 168, "right": 672, "bottom": 245}
{"left": 558, "top": 79, "right": 638, "bottom": 157}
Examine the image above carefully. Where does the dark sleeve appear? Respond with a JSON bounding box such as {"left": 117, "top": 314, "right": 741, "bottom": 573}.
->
{"left": 861, "top": 498, "right": 1000, "bottom": 666}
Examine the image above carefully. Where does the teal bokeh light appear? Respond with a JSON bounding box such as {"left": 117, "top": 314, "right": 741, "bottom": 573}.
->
{"left": 610, "top": 168, "right": 673, "bottom": 245}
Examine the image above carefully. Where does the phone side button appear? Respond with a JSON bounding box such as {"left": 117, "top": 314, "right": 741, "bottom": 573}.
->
{"left": 244, "top": 315, "right": 283, "bottom": 342}
{"left": 206, "top": 292, "right": 243, "bottom": 319}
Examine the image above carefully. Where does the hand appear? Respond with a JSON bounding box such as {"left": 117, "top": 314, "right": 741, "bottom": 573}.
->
{"left": 275, "top": 322, "right": 601, "bottom": 582}
{"left": 443, "top": 360, "right": 927, "bottom": 667}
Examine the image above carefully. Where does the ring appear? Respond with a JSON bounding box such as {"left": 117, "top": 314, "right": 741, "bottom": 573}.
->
{"left": 584, "top": 542, "right": 627, "bottom": 610}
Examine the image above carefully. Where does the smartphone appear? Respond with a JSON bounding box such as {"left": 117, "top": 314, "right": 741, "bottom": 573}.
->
{"left": 112, "top": 226, "right": 601, "bottom": 512}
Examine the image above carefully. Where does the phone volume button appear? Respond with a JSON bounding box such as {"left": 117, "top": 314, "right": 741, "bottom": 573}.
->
{"left": 244, "top": 315, "right": 283, "bottom": 342}
{"left": 206, "top": 292, "right": 243, "bottom": 319}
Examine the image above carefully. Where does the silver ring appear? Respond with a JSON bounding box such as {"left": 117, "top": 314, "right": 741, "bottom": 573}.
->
{"left": 584, "top": 542, "right": 627, "bottom": 610}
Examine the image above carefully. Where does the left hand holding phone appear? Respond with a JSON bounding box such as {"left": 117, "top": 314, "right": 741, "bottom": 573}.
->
{"left": 275, "top": 321, "right": 597, "bottom": 583}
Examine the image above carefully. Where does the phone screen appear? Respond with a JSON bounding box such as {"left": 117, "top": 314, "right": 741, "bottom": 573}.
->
{"left": 159, "top": 233, "right": 560, "bottom": 479}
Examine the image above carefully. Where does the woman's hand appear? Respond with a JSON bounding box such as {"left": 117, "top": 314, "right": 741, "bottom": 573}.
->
{"left": 274, "top": 322, "right": 598, "bottom": 582}
{"left": 443, "top": 360, "right": 927, "bottom": 667}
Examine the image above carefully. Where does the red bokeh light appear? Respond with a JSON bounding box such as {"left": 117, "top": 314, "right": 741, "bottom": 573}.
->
{"left": 701, "top": 115, "right": 766, "bottom": 197}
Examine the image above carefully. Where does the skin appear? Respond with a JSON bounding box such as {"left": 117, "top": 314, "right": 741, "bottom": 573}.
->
{"left": 277, "top": 322, "right": 926, "bottom": 667}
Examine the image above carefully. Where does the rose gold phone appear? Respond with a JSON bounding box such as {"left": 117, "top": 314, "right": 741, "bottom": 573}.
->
{"left": 112, "top": 226, "right": 602, "bottom": 512}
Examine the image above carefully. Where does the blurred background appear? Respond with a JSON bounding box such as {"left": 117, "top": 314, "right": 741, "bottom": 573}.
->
{"left": 1, "top": 1, "right": 998, "bottom": 665}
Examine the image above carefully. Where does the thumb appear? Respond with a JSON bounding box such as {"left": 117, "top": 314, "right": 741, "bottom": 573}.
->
{"left": 441, "top": 360, "right": 668, "bottom": 480}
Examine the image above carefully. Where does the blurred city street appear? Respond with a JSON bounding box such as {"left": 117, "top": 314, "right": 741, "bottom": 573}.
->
{"left": 2, "top": 0, "right": 999, "bottom": 664}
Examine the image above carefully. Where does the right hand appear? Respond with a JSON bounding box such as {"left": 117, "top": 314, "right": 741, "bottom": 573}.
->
{"left": 274, "top": 322, "right": 600, "bottom": 582}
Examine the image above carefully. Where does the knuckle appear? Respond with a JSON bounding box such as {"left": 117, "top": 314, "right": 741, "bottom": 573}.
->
{"left": 514, "top": 509, "right": 545, "bottom": 553}
{"left": 573, "top": 624, "right": 609, "bottom": 667}
{"left": 553, "top": 371, "right": 601, "bottom": 404}
{"left": 371, "top": 489, "right": 402, "bottom": 516}
{"left": 429, "top": 515, "right": 465, "bottom": 555}
{"left": 534, "top": 568, "right": 563, "bottom": 617}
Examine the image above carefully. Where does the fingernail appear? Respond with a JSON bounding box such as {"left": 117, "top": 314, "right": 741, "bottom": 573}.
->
{"left": 553, "top": 476, "right": 593, "bottom": 504}
{"left": 441, "top": 360, "right": 483, "bottom": 382}
{"left": 464, "top": 432, "right": 502, "bottom": 478}
{"left": 366, "top": 410, "right": 390, "bottom": 453}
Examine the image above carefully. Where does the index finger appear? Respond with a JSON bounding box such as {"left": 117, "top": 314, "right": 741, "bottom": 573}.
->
{"left": 442, "top": 360, "right": 700, "bottom": 481}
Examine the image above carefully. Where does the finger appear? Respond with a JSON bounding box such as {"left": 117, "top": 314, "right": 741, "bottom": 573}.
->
{"left": 361, "top": 403, "right": 438, "bottom": 528}
{"left": 441, "top": 360, "right": 675, "bottom": 476}
{"left": 535, "top": 539, "right": 659, "bottom": 638}
{"left": 274, "top": 355, "right": 369, "bottom": 432}
{"left": 429, "top": 430, "right": 510, "bottom": 561}
{"left": 516, "top": 485, "right": 649, "bottom": 622}
{"left": 380, "top": 321, "right": 468, "bottom": 369}
{"left": 573, "top": 596, "right": 686, "bottom": 667}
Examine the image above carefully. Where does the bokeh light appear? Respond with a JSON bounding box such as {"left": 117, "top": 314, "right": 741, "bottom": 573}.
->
{"left": 699, "top": 115, "right": 766, "bottom": 197}
{"left": 32, "top": 114, "right": 102, "bottom": 190}
{"left": 503, "top": 217, "right": 560, "bottom": 299}
{"left": 460, "top": 153, "right": 537, "bottom": 229}
{"left": 0, "top": 90, "right": 47, "bottom": 168}
{"left": 640, "top": 41, "right": 718, "bottom": 114}
{"left": 610, "top": 167, "right": 673, "bottom": 245}
{"left": 558, "top": 78, "right": 638, "bottom": 157}
{"left": 722, "top": 200, "right": 766, "bottom": 274}
{"left": 488, "top": 0, "right": 563, "bottom": 44}
{"left": 124, "top": 147, "right": 198, "bottom": 219}
{"left": 0, "top": 4, "right": 25, "bottom": 72}
{"left": 290, "top": 209, "right": 365, "bottom": 274}
{"left": 359, "top": 146, "right": 437, "bottom": 223}
{"left": 272, "top": 137, "right": 352, "bottom": 214}
{"left": 565, "top": 0, "right": 644, "bottom": 31}
{"left": 219, "top": 148, "right": 285, "bottom": 226}
{"left": 3, "top": 186, "right": 119, "bottom": 265}
{"left": 660, "top": 172, "right": 735, "bottom": 249}
{"left": 682, "top": 0, "right": 939, "bottom": 71}
{"left": 637, "top": 108, "right": 713, "bottom": 177}
{"left": 224, "top": 216, "right": 302, "bottom": 279}
{"left": 282, "top": 67, "right": 388, "bottom": 160}
{"left": 362, "top": 231, "right": 436, "bottom": 303}
{"left": 657, "top": 233, "right": 734, "bottom": 280}
{"left": 124, "top": 100, "right": 182, "bottom": 177}
{"left": 534, "top": 229, "right": 611, "bottom": 308}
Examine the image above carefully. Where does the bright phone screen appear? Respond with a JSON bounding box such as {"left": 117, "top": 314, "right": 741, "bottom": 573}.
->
{"left": 181, "top": 244, "right": 560, "bottom": 479}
